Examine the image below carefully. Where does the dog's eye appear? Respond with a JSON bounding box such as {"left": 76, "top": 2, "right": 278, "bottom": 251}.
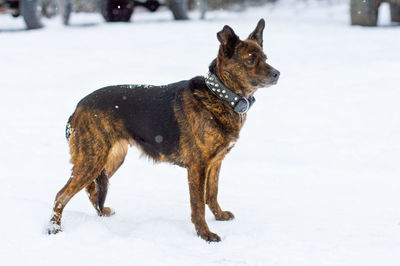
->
{"left": 246, "top": 56, "right": 256, "bottom": 65}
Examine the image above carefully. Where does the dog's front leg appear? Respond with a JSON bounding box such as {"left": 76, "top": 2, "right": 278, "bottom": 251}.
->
{"left": 187, "top": 166, "right": 221, "bottom": 242}
{"left": 206, "top": 161, "right": 235, "bottom": 221}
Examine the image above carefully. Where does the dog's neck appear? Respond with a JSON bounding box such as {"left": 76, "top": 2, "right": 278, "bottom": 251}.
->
{"left": 204, "top": 72, "right": 255, "bottom": 116}
{"left": 216, "top": 70, "right": 250, "bottom": 98}
{"left": 209, "top": 58, "right": 256, "bottom": 99}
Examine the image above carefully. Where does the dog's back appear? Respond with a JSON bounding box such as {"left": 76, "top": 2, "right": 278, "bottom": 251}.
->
{"left": 72, "top": 82, "right": 187, "bottom": 160}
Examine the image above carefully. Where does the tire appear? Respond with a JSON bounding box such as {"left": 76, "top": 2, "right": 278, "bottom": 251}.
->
{"left": 390, "top": 3, "right": 400, "bottom": 22}
{"left": 61, "top": 0, "right": 72, "bottom": 25}
{"left": 350, "top": 0, "right": 381, "bottom": 26}
{"left": 101, "top": 0, "right": 134, "bottom": 22}
{"left": 20, "top": 0, "right": 43, "bottom": 29}
{"left": 168, "top": 0, "right": 188, "bottom": 20}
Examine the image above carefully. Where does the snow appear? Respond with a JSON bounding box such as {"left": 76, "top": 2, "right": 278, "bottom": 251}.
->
{"left": 1, "top": 1, "right": 400, "bottom": 265}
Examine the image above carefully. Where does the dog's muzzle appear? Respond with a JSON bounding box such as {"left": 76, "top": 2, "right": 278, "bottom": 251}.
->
{"left": 270, "top": 68, "right": 280, "bottom": 84}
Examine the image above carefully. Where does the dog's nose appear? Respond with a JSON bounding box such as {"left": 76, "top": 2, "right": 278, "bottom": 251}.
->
{"left": 271, "top": 69, "right": 280, "bottom": 80}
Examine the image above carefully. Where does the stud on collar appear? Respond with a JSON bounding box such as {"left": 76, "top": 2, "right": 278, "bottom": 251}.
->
{"left": 204, "top": 72, "right": 255, "bottom": 115}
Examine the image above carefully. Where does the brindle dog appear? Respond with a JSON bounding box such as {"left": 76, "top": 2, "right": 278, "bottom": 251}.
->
{"left": 48, "top": 18, "right": 280, "bottom": 242}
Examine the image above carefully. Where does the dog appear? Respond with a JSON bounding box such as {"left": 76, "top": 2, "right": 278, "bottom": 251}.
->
{"left": 48, "top": 18, "right": 280, "bottom": 242}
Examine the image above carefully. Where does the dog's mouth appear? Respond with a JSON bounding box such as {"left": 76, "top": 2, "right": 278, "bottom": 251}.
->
{"left": 266, "top": 75, "right": 280, "bottom": 86}
{"left": 270, "top": 79, "right": 278, "bottom": 85}
{"left": 252, "top": 73, "right": 280, "bottom": 88}
{"left": 258, "top": 78, "right": 278, "bottom": 88}
{"left": 252, "top": 78, "right": 271, "bottom": 87}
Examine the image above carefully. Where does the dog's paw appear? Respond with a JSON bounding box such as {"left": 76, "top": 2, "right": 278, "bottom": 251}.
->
{"left": 215, "top": 211, "right": 235, "bottom": 221}
{"left": 199, "top": 231, "right": 221, "bottom": 242}
{"left": 101, "top": 207, "right": 115, "bottom": 217}
{"left": 47, "top": 222, "right": 62, "bottom": 235}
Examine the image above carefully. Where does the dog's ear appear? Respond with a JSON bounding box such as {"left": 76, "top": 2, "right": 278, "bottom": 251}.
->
{"left": 217, "top": 25, "right": 239, "bottom": 58}
{"left": 248, "top": 18, "right": 265, "bottom": 47}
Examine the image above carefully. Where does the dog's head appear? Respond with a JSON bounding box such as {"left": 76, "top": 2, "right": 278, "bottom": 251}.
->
{"left": 214, "top": 19, "right": 280, "bottom": 98}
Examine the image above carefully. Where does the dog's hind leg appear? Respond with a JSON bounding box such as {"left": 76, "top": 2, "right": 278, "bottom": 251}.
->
{"left": 48, "top": 110, "right": 116, "bottom": 234}
{"left": 85, "top": 139, "right": 129, "bottom": 217}
{"left": 48, "top": 155, "right": 108, "bottom": 234}
{"left": 86, "top": 171, "right": 114, "bottom": 217}
{"left": 206, "top": 161, "right": 234, "bottom": 221}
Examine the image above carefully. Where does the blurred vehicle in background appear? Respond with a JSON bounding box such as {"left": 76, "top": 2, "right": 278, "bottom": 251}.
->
{"left": 59, "top": 0, "right": 191, "bottom": 25}
{"left": 1, "top": 0, "right": 271, "bottom": 29}
{"left": 351, "top": 0, "right": 400, "bottom": 26}
{"left": 0, "top": 0, "right": 57, "bottom": 29}
{"left": 0, "top": 0, "right": 194, "bottom": 29}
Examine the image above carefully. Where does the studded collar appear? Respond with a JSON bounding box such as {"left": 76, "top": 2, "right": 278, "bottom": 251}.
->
{"left": 204, "top": 72, "right": 256, "bottom": 116}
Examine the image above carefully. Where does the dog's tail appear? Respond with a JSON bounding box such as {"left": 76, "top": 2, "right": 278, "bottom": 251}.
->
{"left": 65, "top": 116, "right": 73, "bottom": 142}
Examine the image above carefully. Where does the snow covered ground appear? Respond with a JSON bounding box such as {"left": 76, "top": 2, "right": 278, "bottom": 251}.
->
{"left": 1, "top": 1, "right": 399, "bottom": 265}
